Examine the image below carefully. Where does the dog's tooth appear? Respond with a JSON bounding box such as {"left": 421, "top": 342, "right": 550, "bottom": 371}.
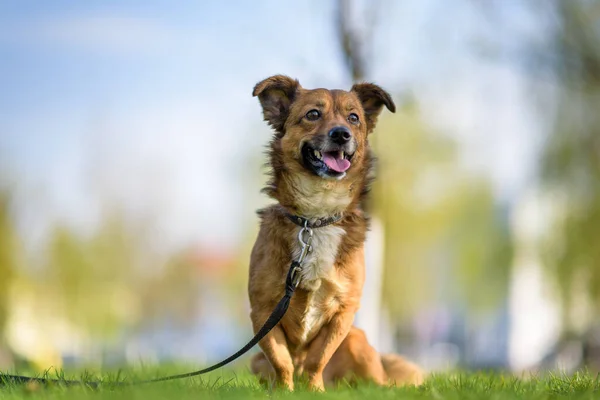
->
{"left": 314, "top": 150, "right": 322, "bottom": 159}
{"left": 341, "top": 151, "right": 345, "bottom": 159}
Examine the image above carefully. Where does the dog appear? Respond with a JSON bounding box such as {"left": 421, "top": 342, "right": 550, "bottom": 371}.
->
{"left": 248, "top": 75, "right": 424, "bottom": 391}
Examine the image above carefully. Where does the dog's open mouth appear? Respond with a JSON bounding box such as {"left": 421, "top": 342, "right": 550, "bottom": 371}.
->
{"left": 302, "top": 143, "right": 354, "bottom": 178}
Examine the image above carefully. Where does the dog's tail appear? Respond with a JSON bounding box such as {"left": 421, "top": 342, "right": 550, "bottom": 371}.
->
{"left": 380, "top": 353, "right": 425, "bottom": 386}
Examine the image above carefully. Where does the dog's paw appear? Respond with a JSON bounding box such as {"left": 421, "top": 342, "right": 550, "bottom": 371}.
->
{"left": 308, "top": 376, "right": 325, "bottom": 392}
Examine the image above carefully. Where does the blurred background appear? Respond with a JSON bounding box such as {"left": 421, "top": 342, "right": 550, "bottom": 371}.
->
{"left": 1, "top": 0, "right": 600, "bottom": 375}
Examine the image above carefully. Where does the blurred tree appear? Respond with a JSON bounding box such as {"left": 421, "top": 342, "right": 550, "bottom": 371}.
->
{"left": 0, "top": 194, "right": 14, "bottom": 333}
{"left": 472, "top": 0, "right": 600, "bottom": 332}
{"left": 333, "top": 0, "right": 513, "bottom": 322}
{"left": 372, "top": 103, "right": 512, "bottom": 319}
{"left": 538, "top": 0, "right": 600, "bottom": 328}
{"left": 335, "top": 0, "right": 382, "bottom": 81}
{"left": 42, "top": 209, "right": 203, "bottom": 339}
{"left": 44, "top": 214, "right": 140, "bottom": 337}
{"left": 0, "top": 192, "right": 19, "bottom": 362}
{"left": 138, "top": 249, "right": 199, "bottom": 326}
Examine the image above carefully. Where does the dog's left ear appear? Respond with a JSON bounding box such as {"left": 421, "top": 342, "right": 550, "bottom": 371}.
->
{"left": 351, "top": 83, "right": 396, "bottom": 133}
{"left": 253, "top": 75, "right": 301, "bottom": 136}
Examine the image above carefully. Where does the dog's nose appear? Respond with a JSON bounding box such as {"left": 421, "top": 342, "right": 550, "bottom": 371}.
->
{"left": 328, "top": 127, "right": 352, "bottom": 145}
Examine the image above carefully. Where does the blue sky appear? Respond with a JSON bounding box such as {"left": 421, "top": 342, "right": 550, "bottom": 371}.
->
{"left": 0, "top": 0, "right": 545, "bottom": 252}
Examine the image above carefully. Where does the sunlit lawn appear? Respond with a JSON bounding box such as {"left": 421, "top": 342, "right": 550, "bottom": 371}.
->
{"left": 0, "top": 365, "right": 599, "bottom": 399}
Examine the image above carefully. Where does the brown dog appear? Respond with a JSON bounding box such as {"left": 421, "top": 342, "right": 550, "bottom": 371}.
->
{"left": 248, "top": 75, "right": 424, "bottom": 391}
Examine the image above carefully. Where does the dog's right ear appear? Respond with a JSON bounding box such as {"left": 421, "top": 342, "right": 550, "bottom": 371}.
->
{"left": 253, "top": 75, "right": 300, "bottom": 136}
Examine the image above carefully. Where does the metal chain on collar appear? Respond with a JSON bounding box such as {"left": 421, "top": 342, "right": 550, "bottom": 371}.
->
{"left": 289, "top": 221, "right": 313, "bottom": 288}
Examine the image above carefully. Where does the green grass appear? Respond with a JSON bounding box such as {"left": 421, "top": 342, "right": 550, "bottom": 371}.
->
{"left": 0, "top": 366, "right": 599, "bottom": 399}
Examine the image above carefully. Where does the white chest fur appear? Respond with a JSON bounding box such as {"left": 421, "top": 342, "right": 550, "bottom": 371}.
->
{"left": 291, "top": 225, "right": 345, "bottom": 291}
{"left": 291, "top": 224, "right": 346, "bottom": 342}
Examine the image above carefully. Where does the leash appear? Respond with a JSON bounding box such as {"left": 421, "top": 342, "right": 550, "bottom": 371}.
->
{"left": 0, "top": 214, "right": 331, "bottom": 389}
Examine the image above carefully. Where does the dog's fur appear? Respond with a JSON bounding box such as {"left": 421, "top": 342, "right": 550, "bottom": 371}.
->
{"left": 248, "top": 75, "right": 424, "bottom": 391}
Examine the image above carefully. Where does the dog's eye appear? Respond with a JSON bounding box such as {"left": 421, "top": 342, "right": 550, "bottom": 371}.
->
{"left": 305, "top": 109, "right": 321, "bottom": 121}
{"left": 347, "top": 113, "right": 359, "bottom": 125}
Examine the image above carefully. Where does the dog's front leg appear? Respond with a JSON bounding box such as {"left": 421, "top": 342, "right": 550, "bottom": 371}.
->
{"left": 302, "top": 310, "right": 354, "bottom": 391}
{"left": 252, "top": 313, "right": 295, "bottom": 390}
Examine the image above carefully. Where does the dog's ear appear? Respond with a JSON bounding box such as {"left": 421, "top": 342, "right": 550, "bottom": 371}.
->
{"left": 253, "top": 75, "right": 300, "bottom": 136}
{"left": 351, "top": 83, "right": 396, "bottom": 133}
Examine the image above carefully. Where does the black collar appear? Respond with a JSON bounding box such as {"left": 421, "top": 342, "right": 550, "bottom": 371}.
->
{"left": 285, "top": 212, "right": 343, "bottom": 228}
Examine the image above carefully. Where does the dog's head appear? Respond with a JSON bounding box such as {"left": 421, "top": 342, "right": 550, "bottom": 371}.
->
{"left": 253, "top": 75, "right": 395, "bottom": 215}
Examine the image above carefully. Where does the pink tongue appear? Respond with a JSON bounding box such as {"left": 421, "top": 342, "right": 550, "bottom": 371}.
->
{"left": 322, "top": 153, "right": 351, "bottom": 173}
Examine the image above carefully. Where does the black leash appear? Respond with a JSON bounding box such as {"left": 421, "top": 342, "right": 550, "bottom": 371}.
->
{"left": 0, "top": 212, "right": 329, "bottom": 389}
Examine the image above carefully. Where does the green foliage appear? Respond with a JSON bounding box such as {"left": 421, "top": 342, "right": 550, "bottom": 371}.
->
{"left": 30, "top": 210, "right": 203, "bottom": 338}
{"left": 138, "top": 250, "right": 200, "bottom": 324}
{"left": 371, "top": 101, "right": 512, "bottom": 319}
{"left": 0, "top": 193, "right": 20, "bottom": 339}
{"left": 42, "top": 215, "right": 142, "bottom": 336}
{"left": 538, "top": 0, "right": 600, "bottom": 327}
{"left": 448, "top": 183, "right": 513, "bottom": 311}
